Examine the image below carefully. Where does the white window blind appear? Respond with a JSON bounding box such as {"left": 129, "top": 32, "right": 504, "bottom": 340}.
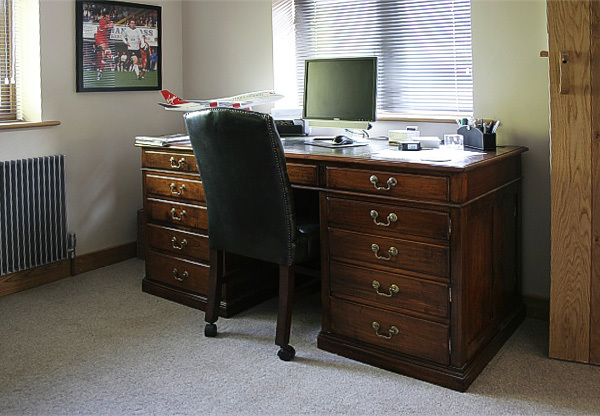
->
{"left": 0, "top": 0, "right": 20, "bottom": 121}
{"left": 272, "top": 0, "right": 473, "bottom": 117}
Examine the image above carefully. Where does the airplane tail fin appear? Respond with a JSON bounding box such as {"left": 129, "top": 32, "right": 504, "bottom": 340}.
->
{"left": 161, "top": 90, "right": 188, "bottom": 105}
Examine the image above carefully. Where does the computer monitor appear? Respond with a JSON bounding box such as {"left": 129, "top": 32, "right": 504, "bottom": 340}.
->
{"left": 302, "top": 57, "right": 377, "bottom": 130}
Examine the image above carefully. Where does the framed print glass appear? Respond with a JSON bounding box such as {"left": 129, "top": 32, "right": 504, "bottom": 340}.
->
{"left": 76, "top": 0, "right": 161, "bottom": 92}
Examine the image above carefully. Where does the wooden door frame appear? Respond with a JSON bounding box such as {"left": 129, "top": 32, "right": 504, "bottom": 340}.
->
{"left": 548, "top": 0, "right": 600, "bottom": 365}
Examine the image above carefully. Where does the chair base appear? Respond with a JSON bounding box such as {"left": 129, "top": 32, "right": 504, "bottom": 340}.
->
{"left": 205, "top": 249, "right": 300, "bottom": 360}
{"left": 205, "top": 323, "right": 217, "bottom": 337}
{"left": 277, "top": 345, "right": 296, "bottom": 361}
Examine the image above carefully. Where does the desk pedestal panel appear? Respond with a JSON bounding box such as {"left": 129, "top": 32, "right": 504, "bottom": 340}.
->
{"left": 318, "top": 157, "right": 525, "bottom": 392}
{"left": 140, "top": 147, "right": 277, "bottom": 317}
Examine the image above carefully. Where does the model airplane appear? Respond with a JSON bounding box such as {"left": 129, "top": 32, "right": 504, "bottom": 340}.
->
{"left": 159, "top": 90, "right": 284, "bottom": 111}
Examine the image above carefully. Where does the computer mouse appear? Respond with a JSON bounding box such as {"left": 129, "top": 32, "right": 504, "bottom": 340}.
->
{"left": 332, "top": 135, "right": 354, "bottom": 145}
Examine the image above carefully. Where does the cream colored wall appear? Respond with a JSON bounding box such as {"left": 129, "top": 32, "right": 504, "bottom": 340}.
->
{"left": 181, "top": 0, "right": 274, "bottom": 101}
{"left": 0, "top": 0, "right": 184, "bottom": 255}
{"left": 472, "top": 0, "right": 550, "bottom": 297}
{"left": 11, "top": 0, "right": 548, "bottom": 295}
{"left": 181, "top": 0, "right": 551, "bottom": 298}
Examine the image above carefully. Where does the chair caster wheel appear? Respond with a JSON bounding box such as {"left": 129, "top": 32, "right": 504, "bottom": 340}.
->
{"left": 277, "top": 345, "right": 296, "bottom": 361}
{"left": 205, "top": 323, "right": 217, "bottom": 337}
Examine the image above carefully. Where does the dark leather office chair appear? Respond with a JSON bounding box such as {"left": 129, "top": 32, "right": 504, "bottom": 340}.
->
{"left": 184, "top": 108, "right": 319, "bottom": 361}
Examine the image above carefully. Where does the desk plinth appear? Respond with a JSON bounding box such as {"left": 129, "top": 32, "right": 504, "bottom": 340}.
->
{"left": 139, "top": 140, "right": 527, "bottom": 391}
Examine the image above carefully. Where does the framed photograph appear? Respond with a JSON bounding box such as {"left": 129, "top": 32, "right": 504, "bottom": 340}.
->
{"left": 75, "top": 0, "right": 161, "bottom": 92}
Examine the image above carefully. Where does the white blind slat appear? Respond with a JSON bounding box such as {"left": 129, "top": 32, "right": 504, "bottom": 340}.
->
{"left": 273, "top": 0, "right": 473, "bottom": 115}
{"left": 0, "top": 0, "right": 20, "bottom": 120}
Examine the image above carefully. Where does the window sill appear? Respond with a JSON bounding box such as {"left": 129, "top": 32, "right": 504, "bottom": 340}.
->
{"left": 377, "top": 113, "right": 470, "bottom": 124}
{"left": 0, "top": 120, "right": 61, "bottom": 130}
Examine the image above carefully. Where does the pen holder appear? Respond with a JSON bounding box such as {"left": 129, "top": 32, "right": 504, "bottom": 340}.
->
{"left": 457, "top": 126, "right": 496, "bottom": 151}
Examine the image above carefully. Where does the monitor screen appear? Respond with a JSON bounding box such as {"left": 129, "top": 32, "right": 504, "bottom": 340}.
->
{"left": 302, "top": 57, "right": 377, "bottom": 128}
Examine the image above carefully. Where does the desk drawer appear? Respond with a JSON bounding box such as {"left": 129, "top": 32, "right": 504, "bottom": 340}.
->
{"left": 288, "top": 163, "right": 318, "bottom": 186}
{"left": 147, "top": 224, "right": 209, "bottom": 262}
{"left": 327, "top": 197, "right": 450, "bottom": 240}
{"left": 330, "top": 262, "right": 449, "bottom": 319}
{"left": 329, "top": 229, "right": 449, "bottom": 279}
{"left": 146, "top": 251, "right": 209, "bottom": 294}
{"left": 326, "top": 167, "right": 448, "bottom": 202}
{"left": 145, "top": 173, "right": 205, "bottom": 204}
{"left": 146, "top": 198, "right": 208, "bottom": 231}
{"left": 143, "top": 149, "right": 198, "bottom": 174}
{"left": 329, "top": 297, "right": 450, "bottom": 365}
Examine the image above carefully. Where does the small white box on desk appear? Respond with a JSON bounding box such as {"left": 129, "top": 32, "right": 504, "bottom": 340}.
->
{"left": 388, "top": 129, "right": 420, "bottom": 145}
{"left": 417, "top": 136, "right": 441, "bottom": 149}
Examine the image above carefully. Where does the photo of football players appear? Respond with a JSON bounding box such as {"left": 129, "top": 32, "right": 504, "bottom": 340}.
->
{"left": 77, "top": 1, "right": 161, "bottom": 91}
{"left": 94, "top": 12, "right": 113, "bottom": 80}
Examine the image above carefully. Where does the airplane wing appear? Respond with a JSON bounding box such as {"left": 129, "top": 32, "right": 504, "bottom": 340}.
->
{"left": 158, "top": 101, "right": 211, "bottom": 112}
{"left": 159, "top": 90, "right": 283, "bottom": 112}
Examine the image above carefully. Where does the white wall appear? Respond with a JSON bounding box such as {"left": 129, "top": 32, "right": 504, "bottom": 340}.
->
{"left": 181, "top": 0, "right": 552, "bottom": 298}
{"left": 0, "top": 0, "right": 184, "bottom": 255}
{"left": 472, "top": 0, "right": 550, "bottom": 297}
{"left": 7, "top": 0, "right": 548, "bottom": 296}
{"left": 181, "top": 0, "right": 275, "bottom": 99}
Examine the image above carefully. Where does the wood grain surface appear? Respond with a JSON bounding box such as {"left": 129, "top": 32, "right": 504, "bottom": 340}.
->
{"left": 548, "top": 0, "right": 592, "bottom": 363}
{"left": 590, "top": 0, "right": 600, "bottom": 365}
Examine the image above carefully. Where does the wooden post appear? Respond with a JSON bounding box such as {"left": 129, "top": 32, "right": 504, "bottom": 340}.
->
{"left": 548, "top": 0, "right": 594, "bottom": 363}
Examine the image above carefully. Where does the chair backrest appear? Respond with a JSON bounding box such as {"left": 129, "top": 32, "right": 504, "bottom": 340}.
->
{"left": 184, "top": 108, "right": 298, "bottom": 266}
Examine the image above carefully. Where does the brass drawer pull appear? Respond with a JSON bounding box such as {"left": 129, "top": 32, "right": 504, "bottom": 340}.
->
{"left": 169, "top": 157, "right": 187, "bottom": 169}
{"left": 372, "top": 322, "right": 399, "bottom": 340}
{"left": 370, "top": 175, "right": 397, "bottom": 191}
{"left": 372, "top": 280, "right": 399, "bottom": 297}
{"left": 371, "top": 243, "right": 398, "bottom": 261}
{"left": 170, "top": 208, "right": 187, "bottom": 221}
{"left": 370, "top": 210, "right": 398, "bottom": 227}
{"left": 172, "top": 268, "right": 189, "bottom": 281}
{"left": 170, "top": 183, "right": 186, "bottom": 196}
{"left": 171, "top": 237, "right": 188, "bottom": 250}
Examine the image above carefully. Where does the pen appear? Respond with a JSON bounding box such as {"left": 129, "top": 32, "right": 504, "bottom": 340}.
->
{"left": 491, "top": 120, "right": 500, "bottom": 134}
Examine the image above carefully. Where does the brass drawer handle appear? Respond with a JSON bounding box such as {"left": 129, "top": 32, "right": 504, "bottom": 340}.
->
{"left": 372, "top": 322, "right": 399, "bottom": 340}
{"left": 170, "top": 208, "right": 187, "bottom": 221}
{"left": 371, "top": 243, "right": 398, "bottom": 261}
{"left": 170, "top": 183, "right": 186, "bottom": 196}
{"left": 171, "top": 237, "right": 188, "bottom": 250}
{"left": 370, "top": 210, "right": 398, "bottom": 227}
{"left": 172, "top": 268, "right": 189, "bottom": 281}
{"left": 169, "top": 157, "right": 187, "bottom": 169}
{"left": 372, "top": 280, "right": 399, "bottom": 297}
{"left": 370, "top": 175, "right": 397, "bottom": 191}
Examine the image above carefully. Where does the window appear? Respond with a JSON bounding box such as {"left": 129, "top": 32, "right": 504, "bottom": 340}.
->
{"left": 272, "top": 0, "right": 473, "bottom": 118}
{"left": 0, "top": 0, "right": 19, "bottom": 121}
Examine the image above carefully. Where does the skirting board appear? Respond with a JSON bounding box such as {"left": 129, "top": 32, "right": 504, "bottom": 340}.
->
{"left": 523, "top": 295, "right": 550, "bottom": 321}
{"left": 0, "top": 259, "right": 72, "bottom": 297}
{"left": 72, "top": 242, "right": 137, "bottom": 275}
{"left": 1, "top": 247, "right": 551, "bottom": 323}
{"left": 0, "top": 242, "right": 137, "bottom": 298}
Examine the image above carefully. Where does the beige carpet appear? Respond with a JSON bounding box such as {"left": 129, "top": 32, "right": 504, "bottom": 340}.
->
{"left": 1, "top": 259, "right": 599, "bottom": 415}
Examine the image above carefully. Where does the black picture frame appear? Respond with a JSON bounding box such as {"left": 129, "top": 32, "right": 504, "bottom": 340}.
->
{"left": 75, "top": 0, "right": 161, "bottom": 92}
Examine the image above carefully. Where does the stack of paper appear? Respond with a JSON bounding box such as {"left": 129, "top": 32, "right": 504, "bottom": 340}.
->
{"left": 135, "top": 134, "right": 191, "bottom": 146}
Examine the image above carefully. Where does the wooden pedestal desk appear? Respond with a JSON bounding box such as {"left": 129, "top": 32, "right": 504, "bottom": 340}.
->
{"left": 139, "top": 139, "right": 527, "bottom": 391}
